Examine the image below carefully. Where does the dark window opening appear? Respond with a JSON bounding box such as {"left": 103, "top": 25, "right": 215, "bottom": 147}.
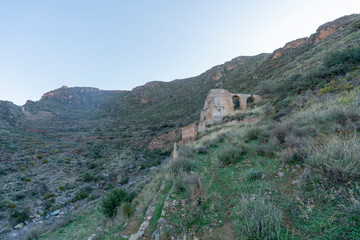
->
{"left": 232, "top": 96, "right": 240, "bottom": 110}
{"left": 247, "top": 97, "right": 255, "bottom": 104}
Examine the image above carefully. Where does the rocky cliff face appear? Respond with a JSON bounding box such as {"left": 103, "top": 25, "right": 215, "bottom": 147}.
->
{"left": 271, "top": 14, "right": 359, "bottom": 60}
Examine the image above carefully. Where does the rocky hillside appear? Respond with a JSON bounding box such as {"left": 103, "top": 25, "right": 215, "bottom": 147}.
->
{"left": 0, "top": 14, "right": 360, "bottom": 240}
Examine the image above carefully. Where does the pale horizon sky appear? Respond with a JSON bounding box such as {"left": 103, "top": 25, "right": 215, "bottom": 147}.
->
{"left": 0, "top": 0, "right": 359, "bottom": 105}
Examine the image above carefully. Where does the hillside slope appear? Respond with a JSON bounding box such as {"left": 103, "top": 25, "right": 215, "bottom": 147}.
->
{"left": 1, "top": 14, "right": 360, "bottom": 240}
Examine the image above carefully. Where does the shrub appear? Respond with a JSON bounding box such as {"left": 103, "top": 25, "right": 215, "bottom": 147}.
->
{"left": 36, "top": 154, "right": 44, "bottom": 160}
{"left": 59, "top": 186, "right": 66, "bottom": 191}
{"left": 272, "top": 125, "right": 288, "bottom": 143}
{"left": 121, "top": 202, "right": 132, "bottom": 217}
{"left": 43, "top": 193, "right": 54, "bottom": 200}
{"left": 43, "top": 198, "right": 55, "bottom": 211}
{"left": 284, "top": 135, "right": 311, "bottom": 162}
{"left": 177, "top": 145, "right": 194, "bottom": 158}
{"left": 70, "top": 187, "right": 92, "bottom": 203}
{"left": 42, "top": 159, "right": 49, "bottom": 164}
{"left": 217, "top": 145, "right": 246, "bottom": 165}
{"left": 174, "top": 176, "right": 187, "bottom": 193}
{"left": 257, "top": 81, "right": 275, "bottom": 95}
{"left": 232, "top": 196, "right": 282, "bottom": 240}
{"left": 184, "top": 172, "right": 212, "bottom": 205}
{"left": 247, "top": 128, "right": 262, "bottom": 140}
{"left": 169, "top": 157, "right": 193, "bottom": 175}
{"left": 119, "top": 176, "right": 129, "bottom": 185}
{"left": 8, "top": 202, "right": 16, "bottom": 209}
{"left": 280, "top": 148, "right": 302, "bottom": 164}
{"left": 19, "top": 166, "right": 26, "bottom": 171}
{"left": 325, "top": 107, "right": 360, "bottom": 124}
{"left": 82, "top": 172, "right": 95, "bottom": 182}
{"left": 88, "top": 162, "right": 98, "bottom": 170}
{"left": 254, "top": 143, "right": 276, "bottom": 158}
{"left": 100, "top": 189, "right": 134, "bottom": 218}
{"left": 24, "top": 177, "right": 31, "bottom": 182}
{"left": 324, "top": 47, "right": 360, "bottom": 76}
{"left": 247, "top": 171, "right": 262, "bottom": 181}
{"left": 194, "top": 146, "right": 208, "bottom": 154}
{"left": 10, "top": 208, "right": 30, "bottom": 225}
{"left": 305, "top": 138, "right": 360, "bottom": 184}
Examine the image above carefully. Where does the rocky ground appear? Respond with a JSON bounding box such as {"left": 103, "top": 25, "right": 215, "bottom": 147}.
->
{"left": 0, "top": 127, "right": 167, "bottom": 240}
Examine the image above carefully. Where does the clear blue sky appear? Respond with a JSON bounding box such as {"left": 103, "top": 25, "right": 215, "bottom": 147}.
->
{"left": 0, "top": 0, "right": 359, "bottom": 105}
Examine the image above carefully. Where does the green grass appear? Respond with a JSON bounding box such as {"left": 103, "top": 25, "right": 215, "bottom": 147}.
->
{"left": 149, "top": 179, "right": 172, "bottom": 232}
{"left": 38, "top": 208, "right": 106, "bottom": 240}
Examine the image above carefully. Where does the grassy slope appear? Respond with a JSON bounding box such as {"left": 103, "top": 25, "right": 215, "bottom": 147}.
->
{"left": 155, "top": 84, "right": 360, "bottom": 239}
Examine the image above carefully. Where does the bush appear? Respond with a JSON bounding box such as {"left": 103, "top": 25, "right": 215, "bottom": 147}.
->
{"left": 272, "top": 125, "right": 288, "bottom": 143}
{"left": 217, "top": 145, "right": 246, "bottom": 165}
{"left": 100, "top": 189, "right": 134, "bottom": 218}
{"left": 324, "top": 47, "right": 360, "bottom": 76}
{"left": 184, "top": 172, "right": 212, "bottom": 205}
{"left": 254, "top": 142, "right": 277, "bottom": 158}
{"left": 326, "top": 107, "right": 360, "bottom": 124}
{"left": 82, "top": 172, "right": 95, "bottom": 182}
{"left": 169, "top": 157, "right": 193, "bottom": 175}
{"left": 305, "top": 138, "right": 360, "bottom": 184}
{"left": 88, "top": 162, "right": 97, "bottom": 169}
{"left": 70, "top": 189, "right": 90, "bottom": 203}
{"left": 10, "top": 208, "right": 29, "bottom": 225}
{"left": 247, "top": 171, "right": 262, "bottom": 181}
{"left": 233, "top": 196, "right": 282, "bottom": 240}
{"left": 247, "top": 128, "right": 262, "bottom": 140}
{"left": 195, "top": 146, "right": 208, "bottom": 154}
{"left": 43, "top": 193, "right": 55, "bottom": 200}
{"left": 177, "top": 145, "right": 194, "bottom": 158}
{"left": 121, "top": 202, "right": 132, "bottom": 217}
{"left": 257, "top": 81, "right": 275, "bottom": 95}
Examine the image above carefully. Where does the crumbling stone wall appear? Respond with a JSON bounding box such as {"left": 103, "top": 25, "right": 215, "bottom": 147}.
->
{"left": 181, "top": 123, "right": 198, "bottom": 145}
{"left": 198, "top": 89, "right": 260, "bottom": 132}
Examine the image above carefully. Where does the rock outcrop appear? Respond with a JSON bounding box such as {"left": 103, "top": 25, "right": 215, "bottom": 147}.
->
{"left": 198, "top": 89, "right": 260, "bottom": 132}
{"left": 271, "top": 14, "right": 359, "bottom": 60}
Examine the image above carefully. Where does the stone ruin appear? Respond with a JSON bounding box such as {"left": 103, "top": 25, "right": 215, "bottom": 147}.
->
{"left": 172, "top": 89, "right": 261, "bottom": 158}
{"left": 197, "top": 89, "right": 261, "bottom": 132}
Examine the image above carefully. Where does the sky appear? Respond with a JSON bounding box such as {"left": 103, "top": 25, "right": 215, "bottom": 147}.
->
{"left": 0, "top": 0, "right": 359, "bottom": 105}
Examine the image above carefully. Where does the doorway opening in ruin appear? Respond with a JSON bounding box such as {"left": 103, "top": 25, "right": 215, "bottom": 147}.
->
{"left": 232, "top": 96, "right": 240, "bottom": 110}
{"left": 246, "top": 96, "right": 255, "bottom": 109}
